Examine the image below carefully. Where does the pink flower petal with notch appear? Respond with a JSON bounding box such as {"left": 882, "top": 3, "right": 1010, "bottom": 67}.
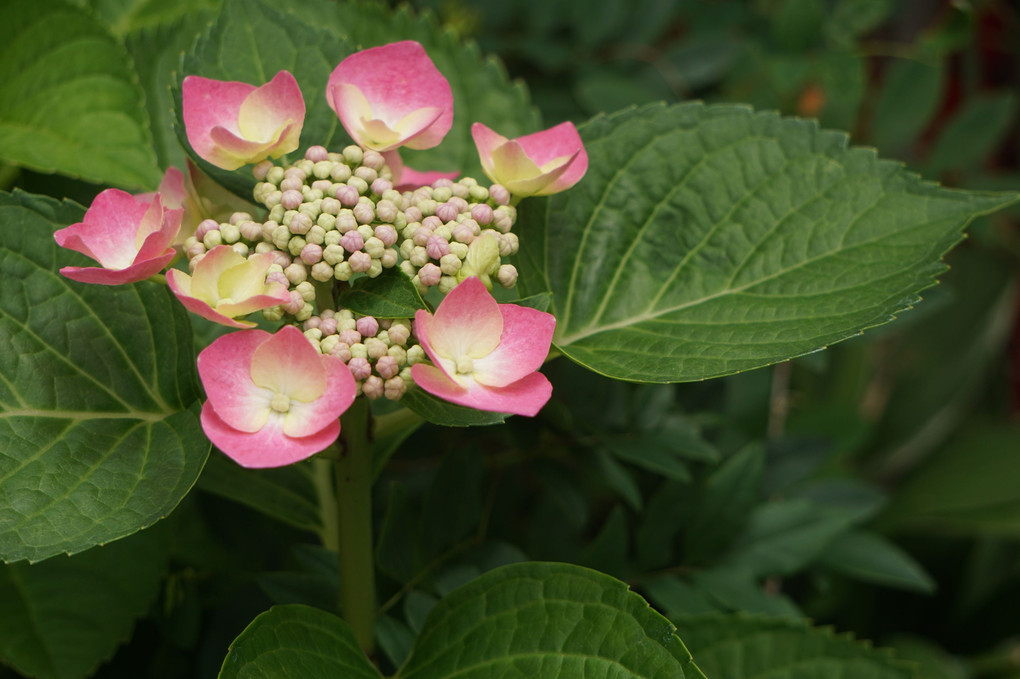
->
{"left": 249, "top": 325, "right": 327, "bottom": 402}
{"left": 411, "top": 364, "right": 552, "bottom": 417}
{"left": 327, "top": 41, "right": 453, "bottom": 151}
{"left": 198, "top": 330, "right": 276, "bottom": 433}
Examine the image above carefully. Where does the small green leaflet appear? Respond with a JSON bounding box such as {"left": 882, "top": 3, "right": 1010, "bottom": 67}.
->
{"left": 336, "top": 268, "right": 428, "bottom": 319}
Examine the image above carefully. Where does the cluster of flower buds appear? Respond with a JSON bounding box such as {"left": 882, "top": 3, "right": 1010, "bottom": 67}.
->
{"left": 54, "top": 39, "right": 585, "bottom": 469}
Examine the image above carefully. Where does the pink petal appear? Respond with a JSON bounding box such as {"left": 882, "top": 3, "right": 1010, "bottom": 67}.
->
{"left": 183, "top": 76, "right": 253, "bottom": 163}
{"left": 327, "top": 41, "right": 453, "bottom": 151}
{"left": 202, "top": 401, "right": 341, "bottom": 468}
{"left": 411, "top": 364, "right": 552, "bottom": 417}
{"left": 167, "top": 268, "right": 259, "bottom": 329}
{"left": 470, "top": 122, "right": 509, "bottom": 180}
{"left": 197, "top": 330, "right": 275, "bottom": 432}
{"left": 472, "top": 304, "right": 556, "bottom": 388}
{"left": 156, "top": 166, "right": 187, "bottom": 209}
{"left": 237, "top": 71, "right": 305, "bottom": 143}
{"left": 135, "top": 198, "right": 183, "bottom": 263}
{"left": 249, "top": 325, "right": 326, "bottom": 402}
{"left": 55, "top": 189, "right": 149, "bottom": 270}
{"left": 514, "top": 121, "right": 586, "bottom": 170}
{"left": 215, "top": 286, "right": 290, "bottom": 319}
{"left": 428, "top": 277, "right": 503, "bottom": 360}
{"left": 58, "top": 250, "right": 175, "bottom": 285}
{"left": 281, "top": 356, "right": 356, "bottom": 437}
{"left": 383, "top": 151, "right": 459, "bottom": 191}
{"left": 190, "top": 245, "right": 245, "bottom": 302}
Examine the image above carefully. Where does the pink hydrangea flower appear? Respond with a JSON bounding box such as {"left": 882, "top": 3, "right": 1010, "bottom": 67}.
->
{"left": 411, "top": 277, "right": 555, "bottom": 416}
{"left": 198, "top": 326, "right": 357, "bottom": 468}
{"left": 327, "top": 41, "right": 453, "bottom": 152}
{"left": 471, "top": 121, "right": 588, "bottom": 197}
{"left": 183, "top": 71, "right": 305, "bottom": 171}
{"left": 54, "top": 189, "right": 182, "bottom": 285}
{"left": 167, "top": 246, "right": 290, "bottom": 328}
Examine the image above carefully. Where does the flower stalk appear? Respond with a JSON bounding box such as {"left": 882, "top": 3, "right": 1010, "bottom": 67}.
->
{"left": 334, "top": 396, "right": 377, "bottom": 657}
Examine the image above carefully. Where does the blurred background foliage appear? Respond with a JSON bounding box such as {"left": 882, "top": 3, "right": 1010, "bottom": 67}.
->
{"left": 2, "top": 0, "right": 1018, "bottom": 677}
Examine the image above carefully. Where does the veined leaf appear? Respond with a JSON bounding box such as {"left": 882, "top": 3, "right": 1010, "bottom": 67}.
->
{"left": 515, "top": 102, "right": 1018, "bottom": 382}
{"left": 218, "top": 605, "right": 381, "bottom": 678}
{"left": 0, "top": 190, "right": 208, "bottom": 563}
{"left": 400, "top": 388, "right": 510, "bottom": 427}
{"left": 674, "top": 614, "right": 915, "bottom": 679}
{"left": 0, "top": 528, "right": 169, "bottom": 679}
{"left": 0, "top": 1, "right": 161, "bottom": 189}
{"left": 336, "top": 268, "right": 428, "bottom": 319}
{"left": 397, "top": 562, "right": 706, "bottom": 679}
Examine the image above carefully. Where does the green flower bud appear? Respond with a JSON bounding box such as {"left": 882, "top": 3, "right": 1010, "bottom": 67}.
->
{"left": 219, "top": 223, "right": 241, "bottom": 244}
{"left": 439, "top": 253, "right": 462, "bottom": 275}
{"left": 323, "top": 244, "right": 346, "bottom": 265}
{"left": 317, "top": 213, "right": 337, "bottom": 231}
{"left": 367, "top": 259, "right": 383, "bottom": 278}
{"left": 288, "top": 236, "right": 307, "bottom": 257}
{"left": 313, "top": 160, "right": 333, "bottom": 179}
{"left": 307, "top": 225, "right": 326, "bottom": 245}
{"left": 254, "top": 242, "right": 274, "bottom": 254}
{"left": 324, "top": 230, "right": 342, "bottom": 247}
{"left": 381, "top": 248, "right": 399, "bottom": 268}
{"left": 343, "top": 145, "right": 363, "bottom": 165}
{"left": 406, "top": 345, "right": 425, "bottom": 365}
{"left": 266, "top": 166, "right": 285, "bottom": 185}
{"left": 311, "top": 261, "right": 334, "bottom": 282}
{"left": 295, "top": 303, "right": 314, "bottom": 322}
{"left": 320, "top": 334, "right": 341, "bottom": 355}
{"left": 432, "top": 186, "right": 452, "bottom": 203}
{"left": 295, "top": 281, "right": 316, "bottom": 302}
{"left": 387, "top": 345, "right": 407, "bottom": 364}
{"left": 263, "top": 306, "right": 284, "bottom": 322}
{"left": 349, "top": 342, "right": 368, "bottom": 359}
{"left": 450, "top": 242, "right": 469, "bottom": 259}
{"left": 305, "top": 328, "right": 323, "bottom": 342}
{"left": 469, "top": 185, "right": 489, "bottom": 202}
{"left": 334, "top": 261, "right": 354, "bottom": 281}
{"left": 364, "top": 236, "right": 385, "bottom": 259}
{"left": 285, "top": 262, "right": 307, "bottom": 285}
{"left": 202, "top": 229, "right": 223, "bottom": 249}
{"left": 347, "top": 176, "right": 369, "bottom": 195}
{"left": 399, "top": 260, "right": 417, "bottom": 278}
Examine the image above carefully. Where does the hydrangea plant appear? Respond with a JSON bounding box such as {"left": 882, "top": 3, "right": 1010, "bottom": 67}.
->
{"left": 0, "top": 1, "right": 1017, "bottom": 678}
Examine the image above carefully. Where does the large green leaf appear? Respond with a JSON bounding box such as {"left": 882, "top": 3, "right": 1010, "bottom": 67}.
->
{"left": 673, "top": 614, "right": 915, "bottom": 679}
{"left": 0, "top": 528, "right": 169, "bottom": 679}
{"left": 882, "top": 423, "right": 1020, "bottom": 533}
{"left": 173, "top": 0, "right": 353, "bottom": 198}
{"left": 0, "top": 190, "right": 208, "bottom": 563}
{"left": 336, "top": 269, "right": 428, "bottom": 319}
{"left": 218, "top": 605, "right": 381, "bottom": 678}
{"left": 514, "top": 102, "right": 1018, "bottom": 382}
{"left": 397, "top": 562, "right": 706, "bottom": 679}
{"left": 80, "top": 0, "right": 221, "bottom": 37}
{"left": 0, "top": 1, "right": 161, "bottom": 189}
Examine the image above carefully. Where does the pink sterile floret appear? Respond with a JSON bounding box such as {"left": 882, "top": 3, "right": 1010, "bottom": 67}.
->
{"left": 167, "top": 246, "right": 290, "bottom": 328}
{"left": 54, "top": 188, "right": 182, "bottom": 285}
{"left": 327, "top": 41, "right": 453, "bottom": 152}
{"left": 471, "top": 121, "right": 588, "bottom": 197}
{"left": 198, "top": 326, "right": 357, "bottom": 468}
{"left": 183, "top": 71, "right": 305, "bottom": 171}
{"left": 411, "top": 277, "right": 555, "bottom": 417}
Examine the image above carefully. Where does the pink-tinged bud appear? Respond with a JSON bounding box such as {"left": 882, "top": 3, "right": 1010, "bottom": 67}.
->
{"left": 418, "top": 262, "right": 442, "bottom": 287}
{"left": 271, "top": 251, "right": 292, "bottom": 268}
{"left": 376, "top": 355, "right": 400, "bottom": 379}
{"left": 281, "top": 190, "right": 303, "bottom": 210}
{"left": 280, "top": 176, "right": 303, "bottom": 192}
{"left": 168, "top": 247, "right": 291, "bottom": 328}
{"left": 305, "top": 145, "right": 329, "bottom": 162}
{"left": 304, "top": 316, "right": 322, "bottom": 331}
{"left": 348, "top": 356, "right": 372, "bottom": 381}
{"left": 411, "top": 277, "right": 555, "bottom": 416}
{"left": 335, "top": 184, "right": 359, "bottom": 207}
{"left": 54, "top": 189, "right": 181, "bottom": 285}
{"left": 405, "top": 206, "right": 423, "bottom": 222}
{"left": 497, "top": 264, "right": 518, "bottom": 288}
{"left": 448, "top": 196, "right": 469, "bottom": 213}
{"left": 356, "top": 316, "right": 380, "bottom": 338}
{"left": 353, "top": 202, "right": 375, "bottom": 224}
{"left": 239, "top": 220, "right": 262, "bottom": 241}
{"left": 283, "top": 290, "right": 305, "bottom": 315}
{"left": 371, "top": 178, "right": 393, "bottom": 196}
{"left": 339, "top": 329, "right": 362, "bottom": 346}
{"left": 327, "top": 41, "right": 453, "bottom": 152}
{"left": 340, "top": 230, "right": 364, "bottom": 253}
{"left": 348, "top": 251, "right": 372, "bottom": 272}
{"left": 435, "top": 203, "right": 459, "bottom": 222}
{"left": 320, "top": 317, "right": 338, "bottom": 335}
{"left": 362, "top": 375, "right": 385, "bottom": 399}
{"left": 388, "top": 323, "right": 411, "bottom": 346}
{"left": 471, "top": 203, "right": 494, "bottom": 225}
{"left": 451, "top": 223, "right": 475, "bottom": 244}
{"left": 365, "top": 338, "right": 388, "bottom": 359}
{"left": 301, "top": 243, "right": 323, "bottom": 265}
{"left": 195, "top": 219, "right": 219, "bottom": 241}
{"left": 330, "top": 341, "right": 352, "bottom": 362}
{"left": 384, "top": 376, "right": 407, "bottom": 400}
{"left": 197, "top": 326, "right": 356, "bottom": 468}
{"left": 409, "top": 228, "right": 430, "bottom": 248}
{"left": 489, "top": 184, "right": 511, "bottom": 206}
{"left": 182, "top": 71, "right": 305, "bottom": 171}
{"left": 374, "top": 224, "right": 398, "bottom": 246}
{"left": 426, "top": 234, "right": 451, "bottom": 260}
{"left": 265, "top": 271, "right": 289, "bottom": 287}
{"left": 253, "top": 160, "right": 274, "bottom": 180}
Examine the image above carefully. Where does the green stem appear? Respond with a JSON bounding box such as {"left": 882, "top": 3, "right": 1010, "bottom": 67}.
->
{"left": 335, "top": 397, "right": 376, "bottom": 657}
{"left": 312, "top": 457, "right": 339, "bottom": 552}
